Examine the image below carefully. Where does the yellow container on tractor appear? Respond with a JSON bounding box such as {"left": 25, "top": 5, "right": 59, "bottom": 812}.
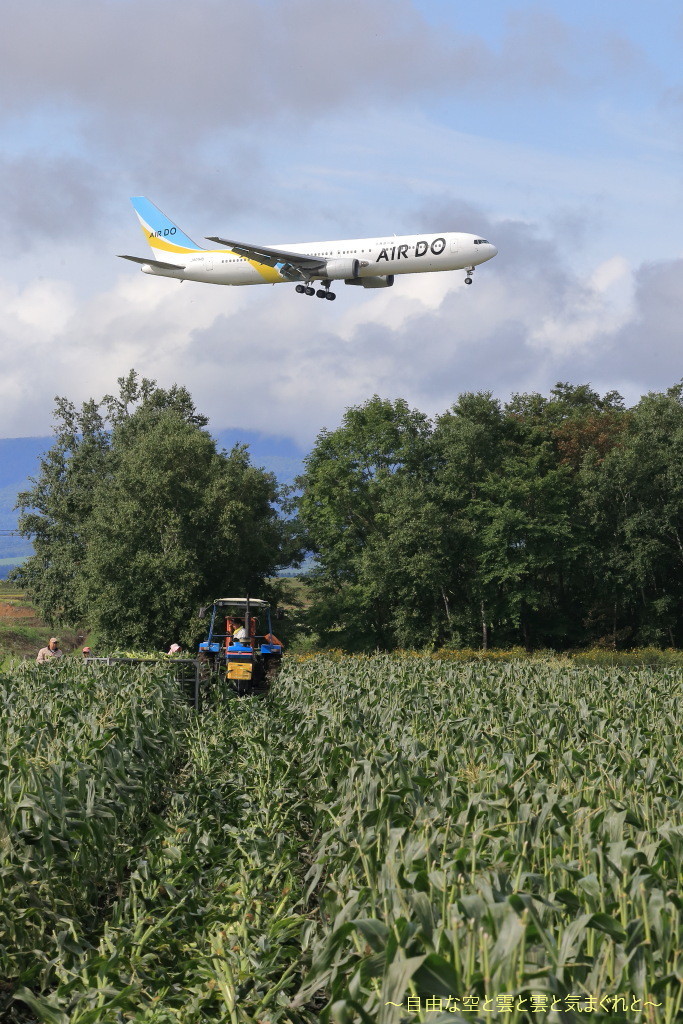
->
{"left": 227, "top": 660, "right": 253, "bottom": 682}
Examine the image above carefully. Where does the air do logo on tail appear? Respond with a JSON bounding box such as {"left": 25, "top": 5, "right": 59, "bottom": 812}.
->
{"left": 131, "top": 196, "right": 203, "bottom": 256}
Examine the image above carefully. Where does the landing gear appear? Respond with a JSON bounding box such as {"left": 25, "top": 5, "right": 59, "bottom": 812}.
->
{"left": 317, "top": 280, "right": 336, "bottom": 300}
{"left": 296, "top": 282, "right": 336, "bottom": 299}
{"left": 464, "top": 267, "right": 475, "bottom": 285}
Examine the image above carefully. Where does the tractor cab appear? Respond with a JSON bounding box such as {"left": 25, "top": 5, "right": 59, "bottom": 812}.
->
{"left": 198, "top": 597, "right": 283, "bottom": 691}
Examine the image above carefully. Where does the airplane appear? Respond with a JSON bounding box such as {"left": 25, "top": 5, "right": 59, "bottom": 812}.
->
{"left": 118, "top": 196, "right": 498, "bottom": 301}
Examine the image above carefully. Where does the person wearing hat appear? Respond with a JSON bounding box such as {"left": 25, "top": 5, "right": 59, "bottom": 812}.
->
{"left": 82, "top": 646, "right": 92, "bottom": 658}
{"left": 168, "top": 643, "right": 182, "bottom": 654}
{"left": 36, "top": 637, "right": 64, "bottom": 663}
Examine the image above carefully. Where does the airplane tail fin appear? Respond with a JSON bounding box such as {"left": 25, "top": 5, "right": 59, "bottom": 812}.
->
{"left": 130, "top": 196, "right": 204, "bottom": 263}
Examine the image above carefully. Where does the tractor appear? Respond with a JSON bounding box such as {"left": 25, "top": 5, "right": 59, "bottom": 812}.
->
{"left": 198, "top": 597, "right": 283, "bottom": 693}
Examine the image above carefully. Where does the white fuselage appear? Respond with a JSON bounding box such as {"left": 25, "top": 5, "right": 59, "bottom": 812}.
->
{"left": 142, "top": 232, "right": 498, "bottom": 285}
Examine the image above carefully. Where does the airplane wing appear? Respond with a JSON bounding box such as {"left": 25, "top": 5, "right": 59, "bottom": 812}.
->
{"left": 118, "top": 254, "right": 186, "bottom": 270}
{"left": 206, "top": 236, "right": 326, "bottom": 272}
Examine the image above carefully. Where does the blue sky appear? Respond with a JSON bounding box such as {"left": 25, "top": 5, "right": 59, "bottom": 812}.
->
{"left": 0, "top": 0, "right": 681, "bottom": 446}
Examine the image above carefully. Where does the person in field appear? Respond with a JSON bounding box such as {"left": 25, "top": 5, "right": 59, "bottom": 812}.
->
{"left": 168, "top": 643, "right": 182, "bottom": 654}
{"left": 231, "top": 619, "right": 247, "bottom": 642}
{"left": 36, "top": 637, "right": 64, "bottom": 663}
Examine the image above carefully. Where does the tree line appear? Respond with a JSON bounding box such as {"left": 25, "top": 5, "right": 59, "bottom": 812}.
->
{"left": 14, "top": 372, "right": 289, "bottom": 650}
{"left": 15, "top": 374, "right": 683, "bottom": 651}
{"left": 298, "top": 383, "right": 683, "bottom": 651}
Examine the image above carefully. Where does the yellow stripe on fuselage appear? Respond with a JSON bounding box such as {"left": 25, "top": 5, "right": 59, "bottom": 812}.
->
{"left": 241, "top": 257, "right": 282, "bottom": 283}
{"left": 141, "top": 223, "right": 284, "bottom": 282}
{"left": 214, "top": 248, "right": 283, "bottom": 283}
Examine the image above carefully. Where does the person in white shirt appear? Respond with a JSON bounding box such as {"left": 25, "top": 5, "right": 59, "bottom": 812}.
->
{"left": 36, "top": 637, "right": 64, "bottom": 663}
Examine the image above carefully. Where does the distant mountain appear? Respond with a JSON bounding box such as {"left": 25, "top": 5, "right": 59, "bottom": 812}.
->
{"left": 215, "top": 429, "right": 305, "bottom": 489}
{"left": 0, "top": 430, "right": 306, "bottom": 578}
{"left": 0, "top": 437, "right": 51, "bottom": 576}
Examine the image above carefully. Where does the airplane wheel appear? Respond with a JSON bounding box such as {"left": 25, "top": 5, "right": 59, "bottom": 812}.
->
{"left": 326, "top": 292, "right": 336, "bottom": 300}
{"left": 465, "top": 277, "right": 472, "bottom": 285}
{"left": 295, "top": 284, "right": 305, "bottom": 294}
{"left": 316, "top": 289, "right": 327, "bottom": 298}
{"left": 305, "top": 286, "right": 315, "bottom": 296}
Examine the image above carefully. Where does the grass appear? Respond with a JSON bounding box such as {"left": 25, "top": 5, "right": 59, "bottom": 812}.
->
{"left": 294, "top": 645, "right": 683, "bottom": 669}
{"left": 272, "top": 575, "right": 312, "bottom": 610}
{"left": 0, "top": 587, "right": 84, "bottom": 661}
{"left": 0, "top": 599, "right": 51, "bottom": 663}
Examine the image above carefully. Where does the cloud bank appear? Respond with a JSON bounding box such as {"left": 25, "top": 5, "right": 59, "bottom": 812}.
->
{"left": 1, "top": 203, "right": 679, "bottom": 443}
{"left": 0, "top": 0, "right": 680, "bottom": 444}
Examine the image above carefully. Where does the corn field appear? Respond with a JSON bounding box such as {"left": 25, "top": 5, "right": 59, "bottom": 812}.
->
{"left": 2, "top": 657, "right": 683, "bottom": 1022}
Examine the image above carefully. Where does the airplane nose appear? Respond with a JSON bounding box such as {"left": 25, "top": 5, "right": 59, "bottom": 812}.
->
{"left": 489, "top": 243, "right": 498, "bottom": 257}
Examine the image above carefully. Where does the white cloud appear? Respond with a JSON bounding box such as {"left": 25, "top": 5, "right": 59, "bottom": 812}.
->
{"left": 0, "top": 2, "right": 661, "bottom": 246}
{"left": 0, "top": 224, "right": 673, "bottom": 445}
{"left": 0, "top": 1, "right": 679, "bottom": 446}
{"left": 4, "top": 278, "right": 76, "bottom": 336}
{"left": 0, "top": 0, "right": 629, "bottom": 131}
{"left": 528, "top": 257, "right": 634, "bottom": 356}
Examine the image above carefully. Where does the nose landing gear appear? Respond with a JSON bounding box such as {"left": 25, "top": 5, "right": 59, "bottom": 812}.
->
{"left": 464, "top": 267, "right": 475, "bottom": 285}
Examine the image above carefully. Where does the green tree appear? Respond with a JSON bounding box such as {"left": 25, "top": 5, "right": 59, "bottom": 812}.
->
{"left": 468, "top": 440, "right": 583, "bottom": 649}
{"left": 298, "top": 396, "right": 435, "bottom": 649}
{"left": 14, "top": 372, "right": 284, "bottom": 649}
{"left": 457, "top": 385, "right": 627, "bottom": 648}
{"left": 581, "top": 385, "right": 683, "bottom": 646}
{"left": 432, "top": 392, "right": 508, "bottom": 647}
{"left": 13, "top": 396, "right": 109, "bottom": 624}
{"left": 300, "top": 384, "right": 637, "bottom": 652}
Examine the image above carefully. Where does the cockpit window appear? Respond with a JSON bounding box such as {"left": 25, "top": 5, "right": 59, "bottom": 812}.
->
{"left": 474, "top": 238, "right": 489, "bottom": 244}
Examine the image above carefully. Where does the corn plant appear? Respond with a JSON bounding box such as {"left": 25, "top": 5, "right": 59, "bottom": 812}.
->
{"left": 285, "top": 658, "right": 683, "bottom": 1022}
{"left": 1, "top": 660, "right": 189, "bottom": 1007}
{"left": 6, "top": 656, "right": 683, "bottom": 1023}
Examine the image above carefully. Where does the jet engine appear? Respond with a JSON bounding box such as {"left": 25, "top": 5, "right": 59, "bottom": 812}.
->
{"left": 322, "top": 258, "right": 363, "bottom": 280}
{"left": 345, "top": 274, "right": 395, "bottom": 289}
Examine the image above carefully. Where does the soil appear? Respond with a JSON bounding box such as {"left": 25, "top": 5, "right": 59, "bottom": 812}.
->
{"left": 0, "top": 590, "right": 85, "bottom": 660}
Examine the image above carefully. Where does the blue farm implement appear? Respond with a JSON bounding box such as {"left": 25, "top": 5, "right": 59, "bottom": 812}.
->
{"left": 198, "top": 597, "right": 283, "bottom": 694}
